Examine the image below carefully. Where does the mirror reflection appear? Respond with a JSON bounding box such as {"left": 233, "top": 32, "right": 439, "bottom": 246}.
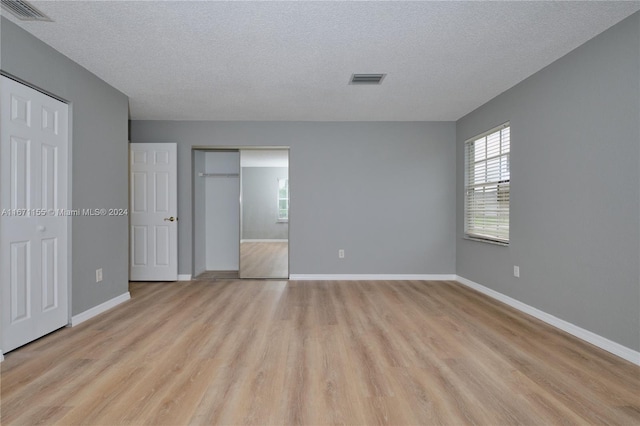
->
{"left": 239, "top": 149, "right": 289, "bottom": 279}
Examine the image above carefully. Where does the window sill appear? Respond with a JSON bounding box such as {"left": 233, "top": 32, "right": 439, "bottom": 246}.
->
{"left": 464, "top": 236, "right": 509, "bottom": 247}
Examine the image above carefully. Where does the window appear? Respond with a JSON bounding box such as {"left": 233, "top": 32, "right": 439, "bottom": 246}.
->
{"left": 465, "top": 123, "right": 510, "bottom": 244}
{"left": 277, "top": 178, "right": 289, "bottom": 222}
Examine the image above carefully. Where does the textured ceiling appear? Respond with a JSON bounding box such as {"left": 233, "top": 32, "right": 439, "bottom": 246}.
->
{"left": 3, "top": 1, "right": 639, "bottom": 121}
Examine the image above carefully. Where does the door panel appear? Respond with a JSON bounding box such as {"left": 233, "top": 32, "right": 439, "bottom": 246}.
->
{"left": 154, "top": 172, "right": 169, "bottom": 212}
{"left": 10, "top": 93, "right": 31, "bottom": 125}
{"left": 155, "top": 226, "right": 170, "bottom": 266}
{"left": 41, "top": 237, "right": 58, "bottom": 311}
{"left": 10, "top": 241, "right": 31, "bottom": 322}
{"left": 41, "top": 106, "right": 58, "bottom": 135}
{"left": 1, "top": 76, "right": 69, "bottom": 353}
{"left": 132, "top": 226, "right": 148, "bottom": 266}
{"left": 129, "top": 143, "right": 178, "bottom": 281}
{"left": 41, "top": 144, "right": 57, "bottom": 208}
{"left": 11, "top": 136, "right": 30, "bottom": 209}
{"left": 132, "top": 172, "right": 147, "bottom": 212}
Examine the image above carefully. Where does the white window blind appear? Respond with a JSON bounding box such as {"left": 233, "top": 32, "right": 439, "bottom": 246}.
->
{"left": 465, "top": 123, "right": 510, "bottom": 244}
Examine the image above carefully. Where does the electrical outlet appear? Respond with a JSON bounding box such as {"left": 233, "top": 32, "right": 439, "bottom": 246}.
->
{"left": 338, "top": 249, "right": 345, "bottom": 259}
{"left": 96, "top": 268, "right": 103, "bottom": 282}
{"left": 513, "top": 266, "right": 520, "bottom": 278}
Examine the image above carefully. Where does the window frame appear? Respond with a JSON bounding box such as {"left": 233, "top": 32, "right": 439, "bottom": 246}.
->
{"left": 464, "top": 122, "right": 511, "bottom": 246}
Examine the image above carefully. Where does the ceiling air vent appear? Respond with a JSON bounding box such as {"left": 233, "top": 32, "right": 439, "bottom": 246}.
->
{"left": 349, "top": 74, "right": 386, "bottom": 85}
{"left": 1, "top": 0, "right": 51, "bottom": 21}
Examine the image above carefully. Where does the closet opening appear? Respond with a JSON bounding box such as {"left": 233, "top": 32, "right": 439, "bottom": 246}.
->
{"left": 192, "top": 148, "right": 289, "bottom": 280}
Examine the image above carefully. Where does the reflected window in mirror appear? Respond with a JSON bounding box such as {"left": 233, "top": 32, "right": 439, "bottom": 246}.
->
{"left": 277, "top": 178, "right": 289, "bottom": 222}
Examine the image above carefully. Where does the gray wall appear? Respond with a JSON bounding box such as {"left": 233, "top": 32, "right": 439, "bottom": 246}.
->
{"left": 242, "top": 167, "right": 289, "bottom": 240}
{"left": 1, "top": 18, "right": 130, "bottom": 316}
{"left": 456, "top": 13, "right": 640, "bottom": 351}
{"left": 204, "top": 151, "right": 240, "bottom": 270}
{"left": 130, "top": 121, "right": 457, "bottom": 275}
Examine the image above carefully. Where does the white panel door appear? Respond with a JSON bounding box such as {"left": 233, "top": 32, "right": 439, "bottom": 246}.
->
{"left": 129, "top": 143, "right": 178, "bottom": 281}
{"left": 1, "top": 76, "right": 69, "bottom": 353}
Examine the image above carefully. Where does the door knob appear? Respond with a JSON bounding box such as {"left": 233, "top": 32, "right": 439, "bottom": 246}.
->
{"left": 163, "top": 216, "right": 177, "bottom": 222}
{"left": 37, "top": 225, "right": 46, "bottom": 232}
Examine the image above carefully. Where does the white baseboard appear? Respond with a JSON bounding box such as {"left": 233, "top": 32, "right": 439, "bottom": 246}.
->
{"left": 178, "top": 274, "right": 192, "bottom": 281}
{"left": 71, "top": 292, "right": 131, "bottom": 327}
{"left": 241, "top": 239, "right": 288, "bottom": 243}
{"left": 455, "top": 275, "right": 640, "bottom": 366}
{"left": 289, "top": 274, "right": 456, "bottom": 281}
{"left": 0, "top": 351, "right": 4, "bottom": 363}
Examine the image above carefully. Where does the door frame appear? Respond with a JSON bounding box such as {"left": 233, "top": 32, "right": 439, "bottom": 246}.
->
{"left": 191, "top": 146, "right": 290, "bottom": 279}
{"left": 0, "top": 72, "right": 73, "bottom": 360}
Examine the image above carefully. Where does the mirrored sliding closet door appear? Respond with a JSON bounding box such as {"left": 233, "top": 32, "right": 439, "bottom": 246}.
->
{"left": 239, "top": 149, "right": 289, "bottom": 279}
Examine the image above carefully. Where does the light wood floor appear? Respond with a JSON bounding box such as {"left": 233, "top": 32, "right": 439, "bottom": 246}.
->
{"left": 240, "top": 241, "right": 288, "bottom": 278}
{"left": 196, "top": 270, "right": 239, "bottom": 280}
{"left": 1, "top": 279, "right": 639, "bottom": 425}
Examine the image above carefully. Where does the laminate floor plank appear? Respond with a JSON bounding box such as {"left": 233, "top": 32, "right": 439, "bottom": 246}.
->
{"left": 2, "top": 279, "right": 639, "bottom": 425}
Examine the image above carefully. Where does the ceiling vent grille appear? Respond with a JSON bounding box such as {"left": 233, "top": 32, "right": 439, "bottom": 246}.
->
{"left": 1, "top": 0, "right": 51, "bottom": 21}
{"left": 350, "top": 74, "right": 386, "bottom": 85}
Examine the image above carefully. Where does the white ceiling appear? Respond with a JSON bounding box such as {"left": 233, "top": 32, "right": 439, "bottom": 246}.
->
{"left": 3, "top": 1, "right": 639, "bottom": 121}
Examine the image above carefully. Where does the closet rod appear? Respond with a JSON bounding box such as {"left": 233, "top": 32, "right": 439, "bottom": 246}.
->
{"left": 198, "top": 173, "right": 239, "bottom": 178}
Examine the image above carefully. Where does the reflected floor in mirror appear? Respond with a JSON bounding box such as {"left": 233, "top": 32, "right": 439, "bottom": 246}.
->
{"left": 240, "top": 241, "right": 288, "bottom": 278}
{"left": 195, "top": 271, "right": 239, "bottom": 280}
